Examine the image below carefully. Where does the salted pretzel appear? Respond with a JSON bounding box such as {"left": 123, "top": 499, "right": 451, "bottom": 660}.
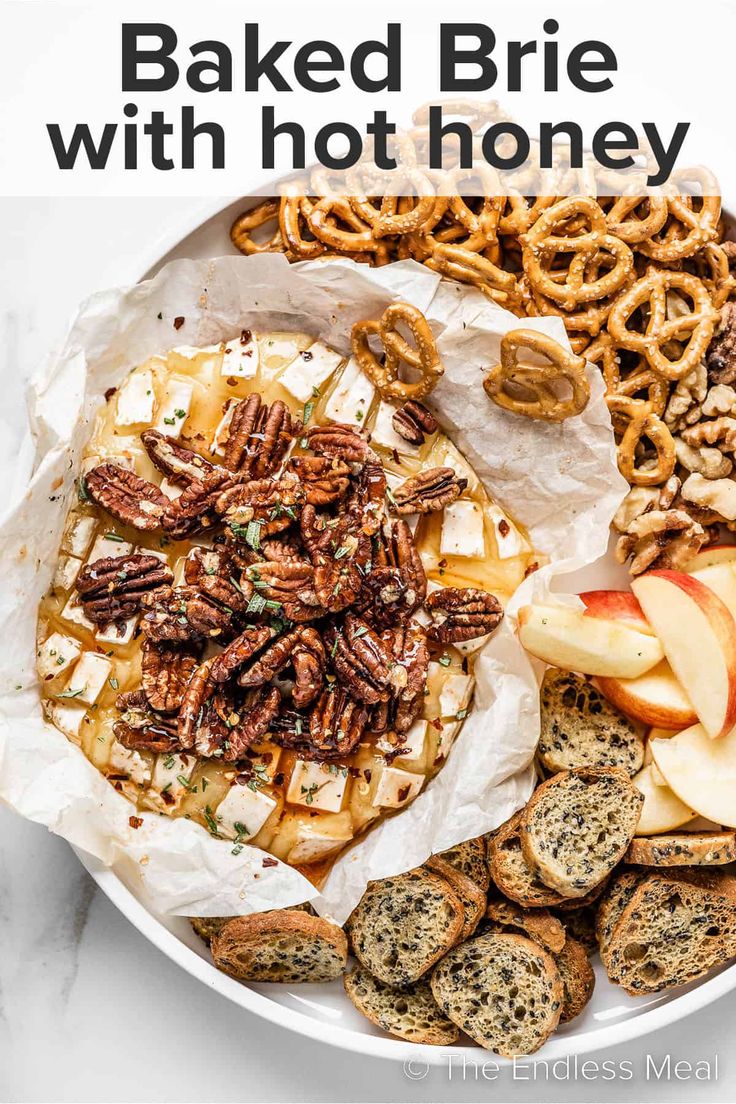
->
{"left": 522, "top": 197, "right": 634, "bottom": 311}
{"left": 278, "top": 194, "right": 325, "bottom": 261}
{"left": 423, "top": 243, "right": 521, "bottom": 311}
{"left": 483, "top": 328, "right": 590, "bottom": 423}
{"left": 307, "top": 196, "right": 384, "bottom": 255}
{"left": 499, "top": 195, "right": 557, "bottom": 237}
{"left": 601, "top": 196, "right": 669, "bottom": 245}
{"left": 230, "top": 199, "right": 283, "bottom": 256}
{"left": 585, "top": 334, "right": 669, "bottom": 434}
{"left": 637, "top": 194, "right": 721, "bottom": 263}
{"left": 617, "top": 411, "right": 676, "bottom": 487}
{"left": 607, "top": 269, "right": 719, "bottom": 381}
{"left": 351, "top": 302, "right": 443, "bottom": 402}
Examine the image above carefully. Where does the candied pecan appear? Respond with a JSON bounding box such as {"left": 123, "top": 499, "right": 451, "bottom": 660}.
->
{"left": 75, "top": 553, "right": 173, "bottom": 623}
{"left": 140, "top": 586, "right": 234, "bottom": 643}
{"left": 184, "top": 546, "right": 251, "bottom": 612}
{"left": 261, "top": 535, "right": 303, "bottom": 563}
{"left": 425, "top": 587, "right": 503, "bottom": 643}
{"left": 85, "top": 464, "right": 169, "bottom": 532}
{"left": 187, "top": 681, "right": 281, "bottom": 761}
{"left": 209, "top": 625, "right": 274, "bottom": 683}
{"left": 162, "top": 469, "right": 235, "bottom": 538}
{"left": 707, "top": 301, "right": 736, "bottom": 385}
{"left": 391, "top": 467, "right": 467, "bottom": 515}
{"left": 141, "top": 640, "right": 199, "bottom": 713}
{"left": 325, "top": 614, "right": 399, "bottom": 705}
{"left": 178, "top": 658, "right": 215, "bottom": 749}
{"left": 301, "top": 504, "right": 371, "bottom": 612}
{"left": 286, "top": 455, "right": 351, "bottom": 505}
{"left": 216, "top": 473, "right": 304, "bottom": 536}
{"left": 221, "top": 687, "right": 281, "bottom": 761}
{"left": 349, "top": 459, "right": 386, "bottom": 537}
{"left": 372, "top": 623, "right": 429, "bottom": 734}
{"left": 114, "top": 690, "right": 181, "bottom": 753}
{"left": 392, "top": 400, "right": 438, "bottom": 445}
{"left": 244, "top": 560, "right": 324, "bottom": 622}
{"left": 307, "top": 685, "right": 370, "bottom": 759}
{"left": 237, "top": 628, "right": 302, "bottom": 687}
{"left": 360, "top": 519, "right": 427, "bottom": 626}
{"left": 306, "top": 422, "right": 371, "bottom": 463}
{"left": 140, "top": 428, "right": 215, "bottom": 486}
{"left": 291, "top": 627, "right": 327, "bottom": 708}
{"left": 223, "top": 395, "right": 298, "bottom": 477}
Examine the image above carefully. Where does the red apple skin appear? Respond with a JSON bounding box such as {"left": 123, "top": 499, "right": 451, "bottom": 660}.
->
{"left": 637, "top": 569, "right": 736, "bottom": 740}
{"left": 593, "top": 672, "right": 697, "bottom": 730}
{"left": 580, "top": 590, "right": 653, "bottom": 635}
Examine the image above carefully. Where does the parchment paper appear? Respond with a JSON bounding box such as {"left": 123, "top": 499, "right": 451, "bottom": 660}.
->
{"left": 0, "top": 254, "right": 628, "bottom": 924}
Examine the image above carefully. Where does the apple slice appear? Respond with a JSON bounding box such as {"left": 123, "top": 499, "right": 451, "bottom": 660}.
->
{"left": 517, "top": 604, "right": 663, "bottom": 678}
{"left": 651, "top": 724, "right": 736, "bottom": 827}
{"left": 633, "top": 764, "right": 696, "bottom": 835}
{"left": 689, "top": 562, "right": 736, "bottom": 618}
{"left": 685, "top": 544, "right": 736, "bottom": 572}
{"left": 580, "top": 589, "right": 654, "bottom": 635}
{"left": 594, "top": 660, "right": 697, "bottom": 730}
{"left": 632, "top": 570, "right": 736, "bottom": 740}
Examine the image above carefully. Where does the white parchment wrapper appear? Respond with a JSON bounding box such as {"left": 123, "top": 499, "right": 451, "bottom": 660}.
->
{"left": 0, "top": 255, "right": 628, "bottom": 924}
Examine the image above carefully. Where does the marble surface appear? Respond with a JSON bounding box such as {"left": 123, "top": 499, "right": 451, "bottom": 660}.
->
{"left": 2, "top": 198, "right": 736, "bottom": 1104}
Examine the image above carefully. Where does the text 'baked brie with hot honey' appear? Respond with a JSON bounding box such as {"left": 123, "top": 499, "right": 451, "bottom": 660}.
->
{"left": 37, "top": 328, "right": 536, "bottom": 881}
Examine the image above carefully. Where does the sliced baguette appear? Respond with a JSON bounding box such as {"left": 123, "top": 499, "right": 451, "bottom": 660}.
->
{"left": 348, "top": 868, "right": 464, "bottom": 987}
{"left": 539, "top": 669, "right": 644, "bottom": 775}
{"left": 190, "top": 916, "right": 229, "bottom": 944}
{"left": 484, "top": 899, "right": 566, "bottom": 953}
{"left": 555, "top": 906, "right": 598, "bottom": 956}
{"left": 555, "top": 936, "right": 595, "bottom": 1022}
{"left": 436, "top": 836, "right": 490, "bottom": 893}
{"left": 344, "top": 966, "right": 459, "bottom": 1045}
{"left": 520, "top": 768, "right": 644, "bottom": 898}
{"left": 488, "top": 811, "right": 606, "bottom": 911}
{"left": 625, "top": 831, "right": 736, "bottom": 867}
{"left": 606, "top": 870, "right": 736, "bottom": 994}
{"left": 426, "top": 856, "right": 486, "bottom": 941}
{"left": 210, "top": 911, "right": 347, "bottom": 984}
{"left": 430, "top": 931, "right": 564, "bottom": 1057}
{"left": 595, "top": 870, "right": 646, "bottom": 970}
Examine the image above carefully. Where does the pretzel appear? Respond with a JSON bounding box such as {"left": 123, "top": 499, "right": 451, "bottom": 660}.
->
{"left": 601, "top": 196, "right": 669, "bottom": 244}
{"left": 637, "top": 194, "right": 721, "bottom": 263}
{"left": 230, "top": 199, "right": 283, "bottom": 255}
{"left": 691, "top": 242, "right": 736, "bottom": 309}
{"left": 617, "top": 411, "right": 676, "bottom": 486}
{"left": 278, "top": 194, "right": 325, "bottom": 261}
{"left": 351, "top": 302, "right": 443, "bottom": 402}
{"left": 423, "top": 243, "right": 522, "bottom": 311}
{"left": 348, "top": 190, "right": 445, "bottom": 239}
{"left": 483, "top": 328, "right": 590, "bottom": 422}
{"left": 307, "top": 196, "right": 384, "bottom": 254}
{"left": 499, "top": 195, "right": 557, "bottom": 237}
{"left": 607, "top": 269, "right": 719, "bottom": 381}
{"left": 585, "top": 334, "right": 669, "bottom": 432}
{"left": 522, "top": 197, "right": 634, "bottom": 310}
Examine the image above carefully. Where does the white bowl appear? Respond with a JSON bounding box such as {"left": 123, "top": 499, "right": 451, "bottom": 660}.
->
{"left": 76, "top": 194, "right": 736, "bottom": 1064}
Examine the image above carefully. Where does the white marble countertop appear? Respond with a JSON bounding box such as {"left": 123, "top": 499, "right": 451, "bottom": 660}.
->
{"left": 2, "top": 198, "right": 736, "bottom": 1104}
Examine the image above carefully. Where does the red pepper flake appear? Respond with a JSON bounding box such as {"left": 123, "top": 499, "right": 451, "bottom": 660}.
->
{"left": 173, "top": 316, "right": 185, "bottom": 330}
{"left": 431, "top": 717, "right": 442, "bottom": 731}
{"left": 262, "top": 856, "right": 278, "bottom": 868}
{"left": 498, "top": 519, "right": 510, "bottom": 537}
{"left": 397, "top": 784, "right": 410, "bottom": 803}
{"left": 300, "top": 349, "right": 313, "bottom": 361}
{"left": 129, "top": 815, "right": 144, "bottom": 830}
{"left": 274, "top": 771, "right": 285, "bottom": 787}
{"left": 104, "top": 387, "right": 117, "bottom": 402}
{"left": 438, "top": 558, "right": 448, "bottom": 568}
{"left": 240, "top": 328, "right": 252, "bottom": 345}
{"left": 392, "top": 448, "right": 400, "bottom": 465}
{"left": 161, "top": 790, "right": 175, "bottom": 806}
{"left": 524, "top": 561, "right": 540, "bottom": 578}
{"left": 364, "top": 768, "right": 372, "bottom": 782}
{"left": 226, "top": 377, "right": 238, "bottom": 387}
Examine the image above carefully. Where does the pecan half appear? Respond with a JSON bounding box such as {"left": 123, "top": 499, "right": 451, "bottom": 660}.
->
{"left": 237, "top": 628, "right": 302, "bottom": 688}
{"left": 350, "top": 459, "right": 387, "bottom": 537}
{"left": 141, "top": 640, "right": 199, "bottom": 713}
{"left": 140, "top": 586, "right": 234, "bottom": 643}
{"left": 243, "top": 560, "right": 324, "bottom": 622}
{"left": 307, "top": 423, "right": 371, "bottom": 463}
{"left": 291, "top": 627, "right": 327, "bottom": 708}
{"left": 187, "top": 680, "right": 280, "bottom": 761}
{"left": 162, "top": 469, "right": 235, "bottom": 538}
{"left": 307, "top": 685, "right": 370, "bottom": 759}
{"left": 224, "top": 395, "right": 298, "bottom": 477}
{"left": 178, "top": 658, "right": 215, "bottom": 749}
{"left": 707, "top": 301, "right": 736, "bottom": 385}
{"left": 209, "top": 625, "right": 274, "bottom": 683}
{"left": 391, "top": 467, "right": 467, "bottom": 514}
{"left": 326, "top": 614, "right": 398, "bottom": 705}
{"left": 392, "top": 400, "right": 438, "bottom": 445}
{"left": 140, "top": 428, "right": 215, "bottom": 486}
{"left": 301, "top": 504, "right": 371, "bottom": 612}
{"left": 75, "top": 553, "right": 173, "bottom": 623}
{"left": 372, "top": 623, "right": 429, "bottom": 734}
{"left": 286, "top": 455, "right": 351, "bottom": 505}
{"left": 221, "top": 687, "right": 281, "bottom": 761}
{"left": 425, "top": 587, "right": 503, "bottom": 643}
{"left": 85, "top": 464, "right": 169, "bottom": 531}
{"left": 113, "top": 690, "right": 181, "bottom": 753}
{"left": 216, "top": 473, "right": 304, "bottom": 536}
{"left": 184, "top": 546, "right": 251, "bottom": 612}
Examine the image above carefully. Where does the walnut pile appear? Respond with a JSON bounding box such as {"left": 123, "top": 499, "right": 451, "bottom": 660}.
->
{"left": 79, "top": 398, "right": 504, "bottom": 765}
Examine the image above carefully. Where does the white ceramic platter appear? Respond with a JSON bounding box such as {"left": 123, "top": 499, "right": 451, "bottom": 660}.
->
{"left": 74, "top": 192, "right": 736, "bottom": 1065}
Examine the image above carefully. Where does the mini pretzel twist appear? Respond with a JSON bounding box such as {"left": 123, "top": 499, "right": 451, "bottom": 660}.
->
{"left": 637, "top": 194, "right": 721, "bottom": 262}
{"left": 617, "top": 411, "right": 676, "bottom": 487}
{"left": 230, "top": 199, "right": 283, "bottom": 255}
{"left": 423, "top": 243, "right": 522, "bottom": 311}
{"left": 483, "top": 328, "right": 591, "bottom": 423}
{"left": 351, "top": 302, "right": 443, "bottom": 402}
{"left": 278, "top": 194, "right": 325, "bottom": 261}
{"left": 607, "top": 269, "right": 719, "bottom": 381}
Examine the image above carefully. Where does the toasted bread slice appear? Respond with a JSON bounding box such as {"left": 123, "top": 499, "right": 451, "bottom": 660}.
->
{"left": 189, "top": 916, "right": 230, "bottom": 945}
{"left": 344, "top": 966, "right": 459, "bottom": 1045}
{"left": 539, "top": 669, "right": 644, "bottom": 775}
{"left": 431, "top": 931, "right": 563, "bottom": 1056}
{"left": 625, "top": 831, "right": 736, "bottom": 867}
{"left": 484, "top": 899, "right": 566, "bottom": 953}
{"left": 520, "top": 768, "right": 644, "bottom": 898}
{"left": 555, "top": 905, "right": 598, "bottom": 956}
{"left": 348, "top": 868, "right": 464, "bottom": 987}
{"left": 555, "top": 936, "right": 595, "bottom": 1022}
{"left": 210, "top": 911, "right": 347, "bottom": 984}
{"left": 606, "top": 870, "right": 736, "bottom": 994}
{"left": 488, "top": 810, "right": 608, "bottom": 911}
{"left": 595, "top": 870, "right": 646, "bottom": 970}
{"left": 426, "top": 856, "right": 486, "bottom": 941}
{"left": 436, "top": 836, "right": 490, "bottom": 892}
